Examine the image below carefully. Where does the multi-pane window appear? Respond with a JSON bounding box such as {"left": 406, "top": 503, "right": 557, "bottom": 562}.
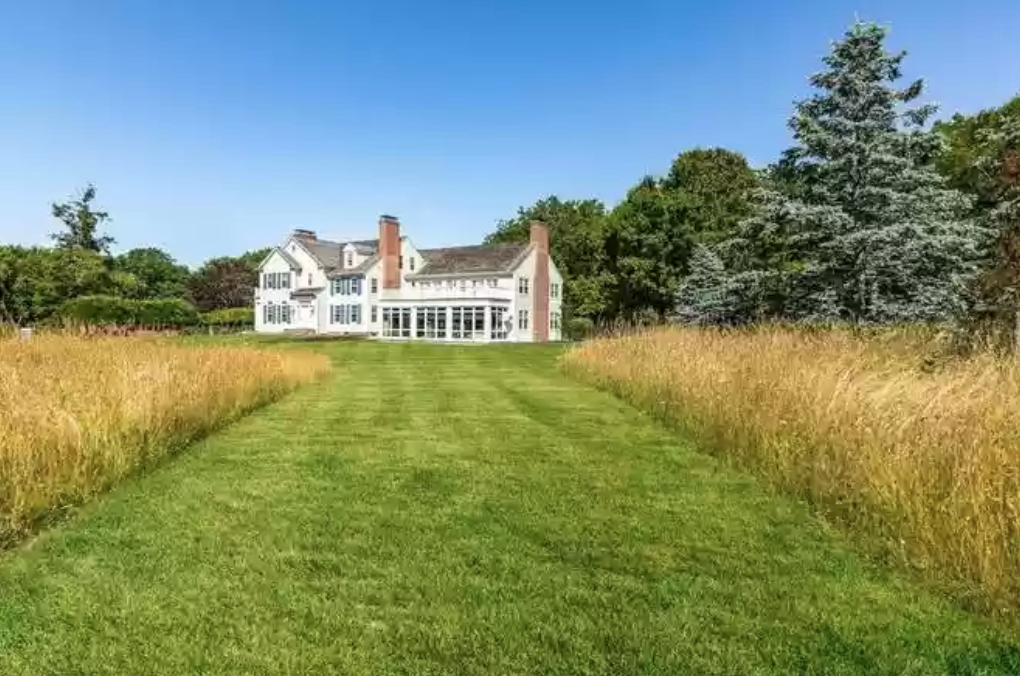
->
{"left": 330, "top": 304, "right": 362, "bottom": 325}
{"left": 518, "top": 309, "right": 529, "bottom": 330}
{"left": 262, "top": 272, "right": 291, "bottom": 289}
{"left": 459, "top": 279, "right": 467, "bottom": 291}
{"left": 420, "top": 307, "right": 447, "bottom": 339}
{"left": 370, "top": 278, "right": 379, "bottom": 293}
{"left": 550, "top": 282, "right": 560, "bottom": 299}
{"left": 345, "top": 252, "right": 354, "bottom": 268}
{"left": 551, "top": 312, "right": 561, "bottom": 331}
{"left": 518, "top": 277, "right": 530, "bottom": 294}
{"left": 371, "top": 305, "right": 378, "bottom": 323}
{"left": 446, "top": 280, "right": 455, "bottom": 289}
{"left": 490, "top": 307, "right": 508, "bottom": 340}
{"left": 381, "top": 308, "right": 412, "bottom": 338}
{"left": 451, "top": 307, "right": 486, "bottom": 340}
{"left": 262, "top": 303, "right": 292, "bottom": 324}
{"left": 487, "top": 279, "right": 498, "bottom": 288}
{"left": 409, "top": 257, "right": 416, "bottom": 272}
{"left": 331, "top": 277, "right": 363, "bottom": 296}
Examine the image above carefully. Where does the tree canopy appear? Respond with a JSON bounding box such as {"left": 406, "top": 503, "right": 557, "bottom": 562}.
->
{"left": 50, "top": 184, "right": 115, "bottom": 254}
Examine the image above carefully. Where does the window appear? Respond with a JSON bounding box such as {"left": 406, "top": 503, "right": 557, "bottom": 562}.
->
{"left": 490, "top": 307, "right": 508, "bottom": 340}
{"left": 409, "top": 257, "right": 416, "bottom": 272}
{"left": 331, "top": 277, "right": 363, "bottom": 296}
{"left": 472, "top": 279, "right": 479, "bottom": 288}
{"left": 551, "top": 282, "right": 560, "bottom": 299}
{"left": 330, "top": 304, "right": 363, "bottom": 325}
{"left": 262, "top": 272, "right": 291, "bottom": 290}
{"left": 263, "top": 303, "right": 293, "bottom": 324}
{"left": 518, "top": 277, "right": 530, "bottom": 294}
{"left": 416, "top": 310, "right": 426, "bottom": 338}
{"left": 451, "top": 307, "right": 486, "bottom": 340}
{"left": 381, "top": 307, "right": 412, "bottom": 338}
{"left": 399, "top": 255, "right": 404, "bottom": 270}
{"left": 346, "top": 252, "right": 354, "bottom": 268}
{"left": 446, "top": 280, "right": 455, "bottom": 289}
{"left": 551, "top": 312, "right": 561, "bottom": 331}
{"left": 370, "top": 277, "right": 379, "bottom": 293}
{"left": 371, "top": 305, "right": 377, "bottom": 323}
{"left": 518, "top": 309, "right": 529, "bottom": 330}
{"left": 459, "top": 279, "right": 467, "bottom": 291}
{"left": 307, "top": 273, "right": 313, "bottom": 285}
{"left": 422, "top": 307, "right": 447, "bottom": 339}
{"left": 488, "top": 279, "right": 498, "bottom": 288}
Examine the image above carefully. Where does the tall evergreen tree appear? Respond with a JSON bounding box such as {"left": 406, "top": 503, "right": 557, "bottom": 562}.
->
{"left": 723, "top": 22, "right": 984, "bottom": 323}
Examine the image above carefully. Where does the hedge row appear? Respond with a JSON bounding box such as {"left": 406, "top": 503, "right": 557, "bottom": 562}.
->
{"left": 57, "top": 296, "right": 253, "bottom": 328}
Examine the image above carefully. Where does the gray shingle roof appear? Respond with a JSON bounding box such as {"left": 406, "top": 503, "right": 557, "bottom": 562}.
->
{"left": 413, "top": 242, "right": 529, "bottom": 276}
{"left": 294, "top": 236, "right": 378, "bottom": 274}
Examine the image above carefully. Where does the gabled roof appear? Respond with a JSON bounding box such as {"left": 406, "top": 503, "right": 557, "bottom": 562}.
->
{"left": 292, "top": 236, "right": 378, "bottom": 274}
{"left": 411, "top": 242, "right": 531, "bottom": 277}
{"left": 260, "top": 247, "right": 302, "bottom": 270}
{"left": 327, "top": 254, "right": 379, "bottom": 278}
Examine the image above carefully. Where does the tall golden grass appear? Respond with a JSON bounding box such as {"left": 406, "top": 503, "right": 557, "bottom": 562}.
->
{"left": 0, "top": 335, "right": 329, "bottom": 545}
{"left": 563, "top": 326, "right": 1020, "bottom": 620}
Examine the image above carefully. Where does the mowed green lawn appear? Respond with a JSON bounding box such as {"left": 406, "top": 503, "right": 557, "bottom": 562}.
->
{"left": 0, "top": 341, "right": 1017, "bottom": 675}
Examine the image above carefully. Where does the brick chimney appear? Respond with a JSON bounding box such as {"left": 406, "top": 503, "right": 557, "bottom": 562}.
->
{"left": 530, "top": 221, "right": 550, "bottom": 342}
{"left": 379, "top": 215, "right": 401, "bottom": 290}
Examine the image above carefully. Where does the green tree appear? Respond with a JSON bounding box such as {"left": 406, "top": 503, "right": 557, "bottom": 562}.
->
{"left": 485, "top": 197, "right": 611, "bottom": 318}
{"left": 661, "top": 148, "right": 758, "bottom": 246}
{"left": 675, "top": 245, "right": 739, "bottom": 324}
{"left": 0, "top": 246, "right": 117, "bottom": 323}
{"left": 935, "top": 95, "right": 1020, "bottom": 216}
{"left": 187, "top": 249, "right": 268, "bottom": 312}
{"left": 604, "top": 177, "right": 695, "bottom": 320}
{"left": 722, "top": 22, "right": 983, "bottom": 323}
{"left": 114, "top": 247, "right": 191, "bottom": 300}
{"left": 50, "top": 184, "right": 115, "bottom": 254}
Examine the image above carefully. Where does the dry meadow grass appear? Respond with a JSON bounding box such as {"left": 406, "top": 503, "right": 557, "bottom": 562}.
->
{"left": 0, "top": 334, "right": 329, "bottom": 545}
{"left": 562, "top": 326, "right": 1020, "bottom": 620}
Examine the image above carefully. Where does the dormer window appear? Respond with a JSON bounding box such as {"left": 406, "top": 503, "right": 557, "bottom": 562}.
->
{"left": 346, "top": 252, "right": 353, "bottom": 268}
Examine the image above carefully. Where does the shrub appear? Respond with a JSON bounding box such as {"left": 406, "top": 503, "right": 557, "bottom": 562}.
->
{"left": 58, "top": 295, "right": 199, "bottom": 327}
{"left": 201, "top": 307, "right": 255, "bottom": 327}
{"left": 565, "top": 317, "right": 595, "bottom": 341}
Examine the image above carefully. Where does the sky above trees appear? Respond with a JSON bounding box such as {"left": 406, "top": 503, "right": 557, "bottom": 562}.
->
{"left": 0, "top": 1, "right": 1017, "bottom": 265}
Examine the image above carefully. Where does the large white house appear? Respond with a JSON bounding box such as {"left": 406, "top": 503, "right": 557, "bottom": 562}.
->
{"left": 255, "top": 215, "right": 563, "bottom": 342}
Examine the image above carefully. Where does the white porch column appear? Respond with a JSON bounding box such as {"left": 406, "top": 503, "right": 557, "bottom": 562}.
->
{"left": 483, "top": 304, "right": 492, "bottom": 342}
{"left": 410, "top": 306, "right": 417, "bottom": 339}
{"left": 445, "top": 306, "right": 453, "bottom": 340}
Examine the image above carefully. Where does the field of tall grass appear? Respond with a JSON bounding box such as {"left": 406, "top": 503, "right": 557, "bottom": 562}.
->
{"left": 0, "top": 334, "right": 329, "bottom": 545}
{"left": 563, "top": 326, "right": 1020, "bottom": 621}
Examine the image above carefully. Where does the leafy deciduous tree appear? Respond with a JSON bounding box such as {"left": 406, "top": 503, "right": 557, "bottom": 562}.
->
{"left": 50, "top": 184, "right": 115, "bottom": 254}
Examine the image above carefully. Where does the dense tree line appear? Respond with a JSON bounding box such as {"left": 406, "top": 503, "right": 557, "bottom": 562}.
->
{"left": 488, "top": 21, "right": 1020, "bottom": 343}
{"left": 0, "top": 184, "right": 266, "bottom": 326}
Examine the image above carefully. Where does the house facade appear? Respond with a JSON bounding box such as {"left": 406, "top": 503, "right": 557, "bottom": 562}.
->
{"left": 254, "top": 216, "right": 563, "bottom": 342}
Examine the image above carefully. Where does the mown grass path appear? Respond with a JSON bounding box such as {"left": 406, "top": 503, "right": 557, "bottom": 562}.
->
{"left": 1, "top": 342, "right": 1018, "bottom": 675}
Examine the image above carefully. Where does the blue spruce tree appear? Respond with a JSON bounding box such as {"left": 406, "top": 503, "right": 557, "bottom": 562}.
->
{"left": 729, "top": 22, "right": 986, "bottom": 323}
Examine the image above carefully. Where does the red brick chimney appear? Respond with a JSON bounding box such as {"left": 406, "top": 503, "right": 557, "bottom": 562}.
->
{"left": 530, "top": 221, "right": 550, "bottom": 342}
{"left": 379, "top": 215, "right": 401, "bottom": 290}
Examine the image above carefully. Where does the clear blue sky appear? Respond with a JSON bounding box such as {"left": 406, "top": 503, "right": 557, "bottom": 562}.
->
{"left": 1, "top": 1, "right": 1017, "bottom": 266}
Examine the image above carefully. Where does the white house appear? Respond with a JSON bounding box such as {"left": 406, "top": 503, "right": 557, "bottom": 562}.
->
{"left": 255, "top": 216, "right": 564, "bottom": 342}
